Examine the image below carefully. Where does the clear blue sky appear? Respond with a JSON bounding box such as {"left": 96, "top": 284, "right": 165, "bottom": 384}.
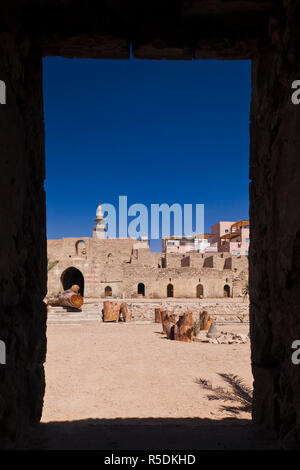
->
{"left": 43, "top": 57, "right": 251, "bottom": 252}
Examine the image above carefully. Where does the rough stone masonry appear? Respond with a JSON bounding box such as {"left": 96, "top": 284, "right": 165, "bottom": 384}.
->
{"left": 47, "top": 230, "right": 248, "bottom": 299}
{"left": 1, "top": 0, "right": 300, "bottom": 448}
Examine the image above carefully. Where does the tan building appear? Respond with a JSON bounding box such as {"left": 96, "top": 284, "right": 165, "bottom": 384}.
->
{"left": 209, "top": 220, "right": 250, "bottom": 255}
{"left": 47, "top": 204, "right": 248, "bottom": 299}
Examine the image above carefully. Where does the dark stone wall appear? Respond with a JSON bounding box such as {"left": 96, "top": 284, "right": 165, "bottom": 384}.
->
{"left": 0, "top": 14, "right": 47, "bottom": 448}
{"left": 250, "top": 2, "right": 300, "bottom": 446}
{"left": 18, "top": 0, "right": 273, "bottom": 60}
{"left": 1, "top": 0, "right": 300, "bottom": 448}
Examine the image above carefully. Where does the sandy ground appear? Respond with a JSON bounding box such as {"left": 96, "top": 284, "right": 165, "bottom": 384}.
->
{"left": 31, "top": 322, "right": 278, "bottom": 449}
{"left": 42, "top": 323, "right": 252, "bottom": 421}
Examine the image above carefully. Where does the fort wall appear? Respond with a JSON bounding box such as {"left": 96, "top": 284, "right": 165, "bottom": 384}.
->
{"left": 47, "top": 236, "right": 248, "bottom": 299}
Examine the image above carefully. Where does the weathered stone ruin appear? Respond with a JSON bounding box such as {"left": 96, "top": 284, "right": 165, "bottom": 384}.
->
{"left": 161, "top": 310, "right": 172, "bottom": 335}
{"left": 119, "top": 302, "right": 131, "bottom": 323}
{"left": 194, "top": 330, "right": 249, "bottom": 345}
{"left": 162, "top": 311, "right": 194, "bottom": 343}
{"left": 103, "top": 301, "right": 131, "bottom": 322}
{"left": 1, "top": 0, "right": 300, "bottom": 448}
{"left": 207, "top": 322, "right": 220, "bottom": 339}
{"left": 199, "top": 311, "right": 213, "bottom": 331}
{"left": 47, "top": 235, "right": 249, "bottom": 299}
{"left": 103, "top": 301, "right": 121, "bottom": 322}
{"left": 155, "top": 307, "right": 164, "bottom": 323}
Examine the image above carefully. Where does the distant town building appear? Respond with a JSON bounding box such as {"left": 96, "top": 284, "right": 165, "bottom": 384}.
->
{"left": 162, "top": 219, "right": 249, "bottom": 256}
{"left": 162, "top": 234, "right": 212, "bottom": 254}
{"left": 209, "top": 220, "right": 250, "bottom": 255}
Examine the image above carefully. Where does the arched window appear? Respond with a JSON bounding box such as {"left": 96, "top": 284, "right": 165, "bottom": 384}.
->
{"left": 61, "top": 267, "right": 85, "bottom": 296}
{"left": 167, "top": 283, "right": 174, "bottom": 298}
{"left": 196, "top": 284, "right": 204, "bottom": 298}
{"left": 105, "top": 286, "right": 112, "bottom": 297}
{"left": 224, "top": 284, "right": 230, "bottom": 298}
{"left": 137, "top": 283, "right": 145, "bottom": 296}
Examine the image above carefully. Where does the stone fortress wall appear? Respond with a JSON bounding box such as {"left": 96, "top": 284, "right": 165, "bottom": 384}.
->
{"left": 47, "top": 234, "right": 248, "bottom": 299}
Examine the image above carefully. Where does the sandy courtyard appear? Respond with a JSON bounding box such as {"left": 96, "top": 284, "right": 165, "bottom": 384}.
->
{"left": 35, "top": 322, "right": 277, "bottom": 449}
{"left": 42, "top": 323, "right": 252, "bottom": 422}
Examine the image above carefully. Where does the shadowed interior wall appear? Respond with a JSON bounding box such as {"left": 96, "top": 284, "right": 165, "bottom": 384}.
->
{"left": 250, "top": 3, "right": 300, "bottom": 442}
{"left": 0, "top": 17, "right": 47, "bottom": 447}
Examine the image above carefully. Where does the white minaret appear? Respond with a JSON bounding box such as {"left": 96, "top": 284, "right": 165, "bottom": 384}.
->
{"left": 94, "top": 201, "right": 107, "bottom": 239}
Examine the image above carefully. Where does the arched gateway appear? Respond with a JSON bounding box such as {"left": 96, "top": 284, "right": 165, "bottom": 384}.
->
{"left": 61, "top": 267, "right": 85, "bottom": 297}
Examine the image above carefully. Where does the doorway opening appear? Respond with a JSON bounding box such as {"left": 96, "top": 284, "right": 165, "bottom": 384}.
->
{"left": 105, "top": 286, "right": 112, "bottom": 297}
{"left": 196, "top": 284, "right": 204, "bottom": 298}
{"left": 43, "top": 56, "right": 251, "bottom": 448}
{"left": 137, "top": 283, "right": 145, "bottom": 296}
{"left": 223, "top": 284, "right": 231, "bottom": 298}
{"left": 61, "top": 267, "right": 85, "bottom": 296}
{"left": 167, "top": 283, "right": 174, "bottom": 297}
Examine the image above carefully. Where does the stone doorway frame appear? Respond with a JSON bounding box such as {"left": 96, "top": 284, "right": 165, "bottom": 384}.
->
{"left": 1, "top": 0, "right": 300, "bottom": 447}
